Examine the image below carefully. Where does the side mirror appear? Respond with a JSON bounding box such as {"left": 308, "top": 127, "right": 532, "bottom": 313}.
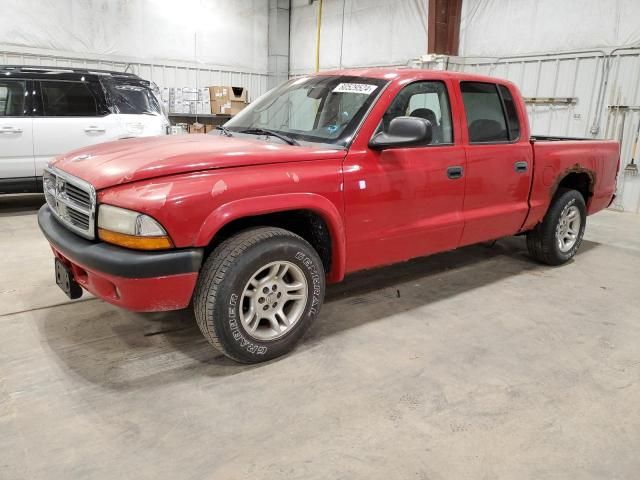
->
{"left": 369, "top": 116, "right": 433, "bottom": 150}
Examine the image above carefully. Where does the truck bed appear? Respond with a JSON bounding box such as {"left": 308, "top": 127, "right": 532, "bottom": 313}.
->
{"left": 521, "top": 137, "right": 620, "bottom": 231}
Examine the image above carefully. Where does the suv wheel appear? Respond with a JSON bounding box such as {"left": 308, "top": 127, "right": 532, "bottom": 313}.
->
{"left": 194, "top": 227, "right": 325, "bottom": 363}
{"left": 526, "top": 188, "right": 587, "bottom": 265}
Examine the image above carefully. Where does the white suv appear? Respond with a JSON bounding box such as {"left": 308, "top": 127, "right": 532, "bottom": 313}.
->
{"left": 0, "top": 66, "right": 168, "bottom": 194}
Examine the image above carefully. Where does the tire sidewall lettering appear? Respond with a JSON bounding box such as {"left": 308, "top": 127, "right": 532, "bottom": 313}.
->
{"left": 225, "top": 250, "right": 322, "bottom": 356}
{"left": 295, "top": 251, "right": 322, "bottom": 316}
{"left": 227, "top": 292, "right": 267, "bottom": 356}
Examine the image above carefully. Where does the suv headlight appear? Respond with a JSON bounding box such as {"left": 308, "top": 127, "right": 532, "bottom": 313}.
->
{"left": 97, "top": 204, "right": 173, "bottom": 250}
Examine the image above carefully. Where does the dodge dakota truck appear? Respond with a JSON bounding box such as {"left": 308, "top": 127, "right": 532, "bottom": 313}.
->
{"left": 38, "top": 69, "right": 620, "bottom": 363}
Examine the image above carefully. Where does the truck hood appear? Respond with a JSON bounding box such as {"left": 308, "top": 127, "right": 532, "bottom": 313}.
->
{"left": 50, "top": 134, "right": 346, "bottom": 190}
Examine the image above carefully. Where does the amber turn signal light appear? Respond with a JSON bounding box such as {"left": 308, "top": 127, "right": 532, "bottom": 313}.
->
{"left": 98, "top": 228, "right": 174, "bottom": 251}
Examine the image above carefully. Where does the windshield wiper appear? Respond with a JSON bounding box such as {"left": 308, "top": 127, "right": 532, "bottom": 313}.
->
{"left": 239, "top": 128, "right": 300, "bottom": 146}
{"left": 216, "top": 125, "right": 233, "bottom": 137}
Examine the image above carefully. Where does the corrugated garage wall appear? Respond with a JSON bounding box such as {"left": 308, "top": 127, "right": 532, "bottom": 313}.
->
{"left": 0, "top": 0, "right": 270, "bottom": 101}
{"left": 289, "top": 0, "right": 428, "bottom": 75}
{"left": 0, "top": 48, "right": 269, "bottom": 103}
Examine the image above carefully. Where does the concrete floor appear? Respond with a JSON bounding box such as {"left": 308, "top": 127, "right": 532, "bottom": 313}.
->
{"left": 1, "top": 194, "right": 639, "bottom": 480}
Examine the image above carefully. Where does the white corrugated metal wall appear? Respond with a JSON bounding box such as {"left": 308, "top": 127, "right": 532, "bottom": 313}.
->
{"left": 0, "top": 0, "right": 271, "bottom": 100}
{"left": 0, "top": 48, "right": 269, "bottom": 102}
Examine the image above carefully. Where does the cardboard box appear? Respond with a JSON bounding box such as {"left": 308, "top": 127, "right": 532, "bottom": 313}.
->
{"left": 204, "top": 124, "right": 215, "bottom": 133}
{"left": 170, "top": 123, "right": 188, "bottom": 135}
{"left": 171, "top": 87, "right": 183, "bottom": 101}
{"left": 208, "top": 86, "right": 249, "bottom": 115}
{"left": 228, "top": 86, "right": 248, "bottom": 103}
{"left": 209, "top": 86, "right": 228, "bottom": 114}
{"left": 182, "top": 88, "right": 198, "bottom": 102}
{"left": 217, "top": 100, "right": 247, "bottom": 116}
{"left": 169, "top": 100, "right": 182, "bottom": 114}
{"left": 195, "top": 100, "right": 211, "bottom": 115}
{"left": 209, "top": 86, "right": 229, "bottom": 101}
{"left": 198, "top": 88, "right": 210, "bottom": 101}
{"left": 188, "top": 122, "right": 205, "bottom": 134}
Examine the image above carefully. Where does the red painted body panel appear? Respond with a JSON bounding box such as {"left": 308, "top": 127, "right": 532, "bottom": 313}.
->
{"left": 51, "top": 134, "right": 345, "bottom": 190}
{"left": 343, "top": 75, "right": 468, "bottom": 272}
{"left": 51, "top": 246, "right": 197, "bottom": 312}
{"left": 41, "top": 68, "right": 620, "bottom": 312}
{"left": 521, "top": 139, "right": 620, "bottom": 230}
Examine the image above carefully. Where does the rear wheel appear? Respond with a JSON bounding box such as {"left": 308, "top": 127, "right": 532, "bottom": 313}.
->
{"left": 193, "top": 227, "right": 325, "bottom": 363}
{"left": 526, "top": 189, "right": 586, "bottom": 265}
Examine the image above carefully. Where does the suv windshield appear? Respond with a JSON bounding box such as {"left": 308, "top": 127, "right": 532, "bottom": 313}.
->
{"left": 102, "top": 79, "right": 162, "bottom": 115}
{"left": 224, "top": 75, "right": 388, "bottom": 146}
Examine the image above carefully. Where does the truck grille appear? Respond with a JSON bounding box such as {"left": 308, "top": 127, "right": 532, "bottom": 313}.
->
{"left": 43, "top": 167, "right": 96, "bottom": 239}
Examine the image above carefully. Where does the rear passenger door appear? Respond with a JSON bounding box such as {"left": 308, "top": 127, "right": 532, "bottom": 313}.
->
{"left": 458, "top": 82, "right": 532, "bottom": 245}
{"left": 32, "top": 80, "right": 121, "bottom": 176}
{"left": 0, "top": 78, "right": 35, "bottom": 184}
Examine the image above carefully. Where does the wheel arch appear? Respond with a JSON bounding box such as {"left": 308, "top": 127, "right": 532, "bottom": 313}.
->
{"left": 195, "top": 193, "right": 346, "bottom": 282}
{"left": 553, "top": 168, "right": 595, "bottom": 206}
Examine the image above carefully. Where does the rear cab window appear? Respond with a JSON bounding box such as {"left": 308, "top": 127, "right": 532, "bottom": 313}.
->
{"left": 498, "top": 84, "right": 521, "bottom": 140}
{"left": 460, "top": 81, "right": 520, "bottom": 143}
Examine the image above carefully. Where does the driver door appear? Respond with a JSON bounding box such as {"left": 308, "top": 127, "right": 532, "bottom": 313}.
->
{"left": 343, "top": 80, "right": 467, "bottom": 273}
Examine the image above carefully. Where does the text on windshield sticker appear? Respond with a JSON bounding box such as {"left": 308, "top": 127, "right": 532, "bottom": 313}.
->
{"left": 332, "top": 83, "right": 378, "bottom": 94}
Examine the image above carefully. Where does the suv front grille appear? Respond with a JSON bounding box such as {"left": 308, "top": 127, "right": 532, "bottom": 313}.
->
{"left": 43, "top": 167, "right": 96, "bottom": 239}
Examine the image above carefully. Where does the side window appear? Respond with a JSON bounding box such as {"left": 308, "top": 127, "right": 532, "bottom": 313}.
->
{"left": 498, "top": 85, "right": 521, "bottom": 140}
{"left": 381, "top": 81, "right": 453, "bottom": 145}
{"left": 0, "top": 80, "right": 27, "bottom": 117}
{"left": 460, "top": 82, "right": 509, "bottom": 143}
{"left": 41, "top": 81, "right": 99, "bottom": 117}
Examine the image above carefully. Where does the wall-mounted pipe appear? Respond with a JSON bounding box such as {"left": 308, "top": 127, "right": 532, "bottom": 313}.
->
{"left": 315, "top": 0, "right": 323, "bottom": 72}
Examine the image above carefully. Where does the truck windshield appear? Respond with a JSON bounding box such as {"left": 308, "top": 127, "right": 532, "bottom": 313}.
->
{"left": 224, "top": 75, "right": 388, "bottom": 146}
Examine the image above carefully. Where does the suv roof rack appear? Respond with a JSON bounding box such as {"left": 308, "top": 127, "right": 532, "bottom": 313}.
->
{"left": 0, "top": 65, "right": 141, "bottom": 79}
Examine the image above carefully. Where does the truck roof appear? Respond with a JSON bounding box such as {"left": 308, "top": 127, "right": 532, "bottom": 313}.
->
{"left": 315, "top": 67, "right": 512, "bottom": 86}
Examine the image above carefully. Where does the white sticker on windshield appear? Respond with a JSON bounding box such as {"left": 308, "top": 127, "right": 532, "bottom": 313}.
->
{"left": 332, "top": 83, "right": 378, "bottom": 94}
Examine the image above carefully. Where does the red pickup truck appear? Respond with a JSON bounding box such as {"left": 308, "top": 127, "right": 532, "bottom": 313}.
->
{"left": 38, "top": 69, "right": 619, "bottom": 363}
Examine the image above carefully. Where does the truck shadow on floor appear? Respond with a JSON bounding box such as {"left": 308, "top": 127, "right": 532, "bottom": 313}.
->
{"left": 39, "top": 237, "right": 600, "bottom": 390}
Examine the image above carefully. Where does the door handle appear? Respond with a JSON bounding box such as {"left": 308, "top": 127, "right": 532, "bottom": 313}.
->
{"left": 514, "top": 161, "right": 528, "bottom": 173}
{"left": 84, "top": 126, "right": 106, "bottom": 133}
{"left": 447, "top": 166, "right": 464, "bottom": 179}
{"left": 0, "top": 126, "right": 23, "bottom": 134}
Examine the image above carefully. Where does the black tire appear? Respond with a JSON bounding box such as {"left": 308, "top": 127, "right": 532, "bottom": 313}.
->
{"left": 526, "top": 188, "right": 587, "bottom": 266}
{"left": 193, "top": 227, "right": 325, "bottom": 363}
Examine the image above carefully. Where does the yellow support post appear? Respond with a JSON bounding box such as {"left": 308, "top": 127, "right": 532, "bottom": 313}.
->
{"left": 315, "top": 0, "right": 323, "bottom": 72}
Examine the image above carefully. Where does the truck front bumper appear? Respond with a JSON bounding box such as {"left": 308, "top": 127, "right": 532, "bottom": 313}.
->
{"left": 38, "top": 205, "right": 203, "bottom": 312}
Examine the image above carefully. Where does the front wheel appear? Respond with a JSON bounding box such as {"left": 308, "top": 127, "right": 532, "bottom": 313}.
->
{"left": 526, "top": 188, "right": 586, "bottom": 265}
{"left": 193, "top": 227, "right": 325, "bottom": 363}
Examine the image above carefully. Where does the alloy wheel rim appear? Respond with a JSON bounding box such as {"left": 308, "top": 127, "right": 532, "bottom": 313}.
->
{"left": 239, "top": 261, "right": 308, "bottom": 341}
{"left": 556, "top": 205, "right": 581, "bottom": 253}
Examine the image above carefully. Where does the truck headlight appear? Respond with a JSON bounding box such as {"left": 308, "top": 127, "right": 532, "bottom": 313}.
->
{"left": 97, "top": 204, "right": 173, "bottom": 250}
